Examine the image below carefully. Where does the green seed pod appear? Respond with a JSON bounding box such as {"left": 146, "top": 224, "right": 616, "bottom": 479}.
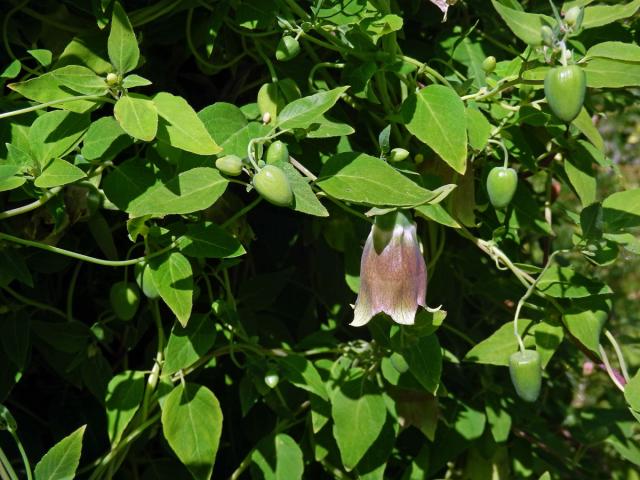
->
{"left": 134, "top": 263, "right": 160, "bottom": 299}
{"left": 540, "top": 25, "right": 554, "bottom": 47}
{"left": 253, "top": 165, "right": 293, "bottom": 207}
{"left": 482, "top": 56, "right": 497, "bottom": 73}
{"left": 544, "top": 64, "right": 586, "bottom": 123}
{"left": 388, "top": 148, "right": 410, "bottom": 162}
{"left": 266, "top": 140, "right": 289, "bottom": 164}
{"left": 275, "top": 36, "right": 301, "bottom": 62}
{"left": 110, "top": 281, "right": 141, "bottom": 321}
{"left": 509, "top": 350, "right": 542, "bottom": 402}
{"left": 216, "top": 154, "right": 244, "bottom": 176}
{"left": 486, "top": 166, "right": 518, "bottom": 209}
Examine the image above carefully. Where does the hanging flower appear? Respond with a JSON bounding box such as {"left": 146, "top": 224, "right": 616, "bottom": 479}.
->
{"left": 428, "top": 0, "right": 457, "bottom": 22}
{"left": 351, "top": 211, "right": 427, "bottom": 327}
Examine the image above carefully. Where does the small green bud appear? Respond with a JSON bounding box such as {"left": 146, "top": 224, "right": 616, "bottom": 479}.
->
{"left": 106, "top": 72, "right": 119, "bottom": 86}
{"left": 215, "top": 155, "right": 244, "bottom": 176}
{"left": 541, "top": 25, "right": 554, "bottom": 47}
{"left": 265, "top": 141, "right": 289, "bottom": 164}
{"left": 275, "top": 36, "right": 301, "bottom": 62}
{"left": 564, "top": 6, "right": 582, "bottom": 27}
{"left": 482, "top": 56, "right": 497, "bottom": 73}
{"left": 388, "top": 148, "right": 410, "bottom": 162}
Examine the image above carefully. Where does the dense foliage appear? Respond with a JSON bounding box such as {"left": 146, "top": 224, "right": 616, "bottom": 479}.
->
{"left": 1, "top": 0, "right": 640, "bottom": 478}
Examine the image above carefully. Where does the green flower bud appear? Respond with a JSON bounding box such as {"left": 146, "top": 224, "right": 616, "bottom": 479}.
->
{"left": 388, "top": 148, "right": 410, "bottom": 163}
{"left": 216, "top": 154, "right": 244, "bottom": 176}
{"left": 482, "top": 56, "right": 497, "bottom": 73}
{"left": 541, "top": 25, "right": 554, "bottom": 47}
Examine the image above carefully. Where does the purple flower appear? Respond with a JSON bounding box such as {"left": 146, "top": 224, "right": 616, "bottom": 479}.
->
{"left": 351, "top": 211, "right": 427, "bottom": 327}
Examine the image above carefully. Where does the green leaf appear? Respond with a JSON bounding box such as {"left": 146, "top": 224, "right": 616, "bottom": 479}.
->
{"left": 466, "top": 107, "right": 492, "bottom": 151}
{"left": 105, "top": 370, "right": 145, "bottom": 445}
{"left": 177, "top": 222, "right": 245, "bottom": 258}
{"left": 251, "top": 433, "right": 304, "bottom": 480}
{"left": 404, "top": 334, "right": 442, "bottom": 394}
{"left": 332, "top": 377, "right": 387, "bottom": 471}
{"left": 0, "top": 176, "right": 26, "bottom": 192}
{"left": 122, "top": 74, "right": 152, "bottom": 89}
{"left": 563, "top": 297, "right": 610, "bottom": 355}
{"left": 277, "top": 354, "right": 329, "bottom": 401}
{"left": 274, "top": 161, "right": 329, "bottom": 217}
{"left": 108, "top": 2, "right": 140, "bottom": 73}
{"left": 602, "top": 189, "right": 640, "bottom": 231}
{"left": 153, "top": 92, "right": 222, "bottom": 155}
{"left": 586, "top": 42, "right": 640, "bottom": 62}
{"left": 28, "top": 110, "right": 89, "bottom": 168}
{"left": 81, "top": 116, "right": 131, "bottom": 160}
{"left": 414, "top": 203, "right": 461, "bottom": 228}
{"left": 56, "top": 37, "right": 112, "bottom": 75}
{"left": 163, "top": 314, "right": 216, "bottom": 376}
{"left": 34, "top": 425, "right": 86, "bottom": 480}
{"left": 306, "top": 116, "right": 355, "bottom": 138}
{"left": 584, "top": 58, "right": 640, "bottom": 88}
{"left": 34, "top": 158, "right": 86, "bottom": 188}
{"left": 28, "top": 49, "right": 52, "bottom": 67}
{"left": 161, "top": 383, "right": 223, "bottom": 480}
{"left": 490, "top": 0, "right": 555, "bottom": 46}
{"left": 582, "top": 0, "right": 640, "bottom": 29}
{"left": 1, "top": 59, "right": 21, "bottom": 79}
{"left": 317, "top": 152, "right": 445, "bottom": 207}
{"left": 625, "top": 370, "right": 640, "bottom": 412}
{"left": 402, "top": 85, "right": 467, "bottom": 174}
{"left": 50, "top": 65, "right": 108, "bottom": 95}
{"left": 114, "top": 94, "right": 158, "bottom": 141}
{"left": 537, "top": 265, "right": 612, "bottom": 298}
{"left": 453, "top": 402, "right": 486, "bottom": 441}
{"left": 149, "top": 251, "right": 193, "bottom": 327}
{"left": 277, "top": 87, "right": 349, "bottom": 130}
{"left": 564, "top": 142, "right": 597, "bottom": 207}
{"left": 572, "top": 109, "right": 605, "bottom": 153}
{"left": 8, "top": 68, "right": 101, "bottom": 113}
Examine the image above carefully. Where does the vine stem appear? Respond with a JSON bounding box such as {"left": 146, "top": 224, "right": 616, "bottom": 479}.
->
{"left": 0, "top": 447, "right": 17, "bottom": 480}
{"left": 487, "top": 138, "right": 509, "bottom": 169}
{"left": 10, "top": 432, "right": 32, "bottom": 480}
{"left": 599, "top": 345, "right": 625, "bottom": 392}
{"left": 511, "top": 250, "right": 567, "bottom": 353}
{"left": 0, "top": 95, "right": 110, "bottom": 120}
{"left": 0, "top": 187, "right": 62, "bottom": 220}
{"left": 604, "top": 329, "right": 630, "bottom": 383}
{"left": 0, "top": 232, "right": 176, "bottom": 267}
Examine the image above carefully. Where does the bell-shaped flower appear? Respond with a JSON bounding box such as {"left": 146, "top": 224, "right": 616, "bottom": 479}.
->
{"left": 352, "top": 210, "right": 427, "bottom": 327}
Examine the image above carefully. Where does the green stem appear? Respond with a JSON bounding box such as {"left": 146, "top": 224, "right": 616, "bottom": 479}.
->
{"left": 598, "top": 345, "right": 625, "bottom": 392}
{"left": 0, "top": 187, "right": 62, "bottom": 220}
{"left": 604, "top": 329, "right": 630, "bottom": 383}
{"left": 487, "top": 138, "right": 510, "bottom": 169}
{"left": 221, "top": 197, "right": 262, "bottom": 228}
{"left": 10, "top": 432, "right": 32, "bottom": 480}
{"left": 400, "top": 55, "right": 452, "bottom": 88}
{"left": 2, "top": 286, "right": 66, "bottom": 319}
{"left": 0, "top": 95, "right": 110, "bottom": 120}
{"left": 66, "top": 262, "right": 81, "bottom": 322}
{"left": 0, "top": 447, "right": 17, "bottom": 480}
{"left": 0, "top": 233, "right": 176, "bottom": 267}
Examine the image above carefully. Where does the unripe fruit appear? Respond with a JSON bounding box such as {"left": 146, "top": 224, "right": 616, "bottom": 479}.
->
{"left": 544, "top": 65, "right": 586, "bottom": 123}
{"left": 264, "top": 371, "right": 279, "bottom": 388}
{"left": 110, "top": 281, "right": 141, "bottom": 321}
{"left": 482, "top": 56, "right": 497, "bottom": 73}
{"left": 106, "top": 73, "right": 119, "bottom": 86}
{"left": 253, "top": 165, "right": 293, "bottom": 207}
{"left": 134, "top": 263, "right": 160, "bottom": 299}
{"left": 388, "top": 148, "right": 410, "bottom": 162}
{"left": 486, "top": 166, "right": 518, "bottom": 209}
{"left": 266, "top": 141, "right": 289, "bottom": 164}
{"left": 540, "top": 25, "right": 554, "bottom": 47}
{"left": 215, "top": 154, "right": 243, "bottom": 176}
{"left": 509, "top": 350, "right": 542, "bottom": 402}
{"left": 275, "top": 36, "right": 300, "bottom": 62}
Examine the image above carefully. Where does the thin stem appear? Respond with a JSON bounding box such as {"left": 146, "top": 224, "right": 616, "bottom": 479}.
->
{"left": 10, "top": 432, "right": 32, "bottom": 480}
{"left": 2, "top": 286, "right": 66, "bottom": 319}
{"left": 604, "top": 329, "right": 630, "bottom": 383}
{"left": 400, "top": 55, "right": 452, "bottom": 88}
{"left": 0, "top": 187, "right": 62, "bottom": 220}
{"left": 599, "top": 345, "right": 625, "bottom": 392}
{"left": 221, "top": 197, "right": 262, "bottom": 228}
{"left": 66, "top": 262, "right": 82, "bottom": 322}
{"left": 0, "top": 233, "right": 176, "bottom": 267}
{"left": 487, "top": 138, "right": 509, "bottom": 169}
{"left": 0, "top": 95, "right": 110, "bottom": 120}
{"left": 0, "top": 447, "right": 17, "bottom": 480}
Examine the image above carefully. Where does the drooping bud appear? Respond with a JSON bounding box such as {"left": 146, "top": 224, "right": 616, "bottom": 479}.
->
{"left": 351, "top": 211, "right": 427, "bottom": 327}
